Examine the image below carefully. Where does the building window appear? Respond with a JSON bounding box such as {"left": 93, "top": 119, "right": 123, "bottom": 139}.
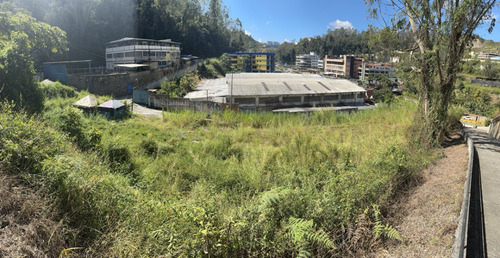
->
{"left": 125, "top": 52, "right": 134, "bottom": 58}
{"left": 106, "top": 54, "right": 112, "bottom": 59}
{"left": 113, "top": 53, "right": 124, "bottom": 58}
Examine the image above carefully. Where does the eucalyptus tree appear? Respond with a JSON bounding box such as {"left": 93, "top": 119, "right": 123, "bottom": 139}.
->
{"left": 365, "top": 0, "right": 497, "bottom": 144}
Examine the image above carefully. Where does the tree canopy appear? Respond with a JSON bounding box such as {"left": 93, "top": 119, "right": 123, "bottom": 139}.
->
{"left": 10, "top": 0, "right": 259, "bottom": 66}
{"left": 275, "top": 28, "right": 372, "bottom": 65}
{"left": 0, "top": 2, "right": 67, "bottom": 113}
{"left": 365, "top": 0, "right": 497, "bottom": 144}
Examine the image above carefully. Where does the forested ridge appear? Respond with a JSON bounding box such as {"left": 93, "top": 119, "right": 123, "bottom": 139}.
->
{"left": 7, "top": 0, "right": 260, "bottom": 66}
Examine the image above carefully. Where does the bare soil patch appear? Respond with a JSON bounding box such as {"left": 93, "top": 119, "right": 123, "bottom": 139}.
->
{"left": 0, "top": 169, "right": 73, "bottom": 257}
{"left": 374, "top": 139, "right": 468, "bottom": 257}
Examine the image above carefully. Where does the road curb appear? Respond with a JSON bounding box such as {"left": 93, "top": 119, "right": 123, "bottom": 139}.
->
{"left": 452, "top": 128, "right": 474, "bottom": 258}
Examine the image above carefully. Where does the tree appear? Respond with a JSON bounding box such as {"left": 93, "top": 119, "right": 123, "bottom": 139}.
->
{"left": 365, "top": 0, "right": 497, "bottom": 144}
{"left": 482, "top": 59, "right": 499, "bottom": 79}
{"left": 0, "top": 2, "right": 67, "bottom": 113}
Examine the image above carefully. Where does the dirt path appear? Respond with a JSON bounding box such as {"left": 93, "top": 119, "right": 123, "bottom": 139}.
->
{"left": 375, "top": 142, "right": 468, "bottom": 257}
{"left": 0, "top": 170, "right": 71, "bottom": 257}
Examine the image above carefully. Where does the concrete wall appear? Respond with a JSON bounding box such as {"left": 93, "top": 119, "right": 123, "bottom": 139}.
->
{"left": 145, "top": 60, "right": 202, "bottom": 89}
{"left": 471, "top": 79, "right": 500, "bottom": 87}
{"left": 231, "top": 93, "right": 364, "bottom": 108}
{"left": 489, "top": 116, "right": 500, "bottom": 140}
{"left": 133, "top": 89, "right": 149, "bottom": 104}
{"left": 148, "top": 93, "right": 218, "bottom": 113}
{"left": 66, "top": 61, "right": 202, "bottom": 97}
{"left": 68, "top": 73, "right": 130, "bottom": 96}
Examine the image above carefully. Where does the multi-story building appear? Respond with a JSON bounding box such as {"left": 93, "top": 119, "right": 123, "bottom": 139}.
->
{"left": 358, "top": 62, "right": 396, "bottom": 81}
{"left": 105, "top": 37, "right": 181, "bottom": 70}
{"left": 296, "top": 52, "right": 319, "bottom": 70}
{"left": 324, "top": 55, "right": 363, "bottom": 78}
{"left": 324, "top": 55, "right": 396, "bottom": 81}
{"left": 227, "top": 52, "right": 276, "bottom": 73}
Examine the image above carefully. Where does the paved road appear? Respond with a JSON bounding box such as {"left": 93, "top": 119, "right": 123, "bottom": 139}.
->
{"left": 464, "top": 127, "right": 500, "bottom": 257}
{"left": 131, "top": 103, "right": 163, "bottom": 118}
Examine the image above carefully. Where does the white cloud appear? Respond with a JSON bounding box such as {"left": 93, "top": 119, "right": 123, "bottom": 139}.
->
{"left": 328, "top": 19, "right": 354, "bottom": 30}
{"left": 266, "top": 21, "right": 271, "bottom": 25}
{"left": 258, "top": 38, "right": 262, "bottom": 43}
{"left": 284, "top": 38, "right": 289, "bottom": 43}
{"left": 244, "top": 30, "right": 251, "bottom": 36}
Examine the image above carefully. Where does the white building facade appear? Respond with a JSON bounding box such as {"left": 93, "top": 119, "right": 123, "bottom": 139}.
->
{"left": 296, "top": 52, "right": 319, "bottom": 70}
{"left": 105, "top": 38, "right": 181, "bottom": 70}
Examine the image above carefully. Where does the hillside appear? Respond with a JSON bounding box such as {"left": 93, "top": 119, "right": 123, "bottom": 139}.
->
{"left": 0, "top": 86, "right": 446, "bottom": 256}
{"left": 471, "top": 38, "right": 500, "bottom": 53}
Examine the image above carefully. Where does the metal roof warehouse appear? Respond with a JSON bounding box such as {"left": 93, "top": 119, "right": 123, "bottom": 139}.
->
{"left": 225, "top": 73, "right": 366, "bottom": 108}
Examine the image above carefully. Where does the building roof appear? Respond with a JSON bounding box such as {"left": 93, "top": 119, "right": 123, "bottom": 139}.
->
{"left": 105, "top": 37, "right": 180, "bottom": 46}
{"left": 73, "top": 95, "right": 98, "bottom": 108}
{"left": 44, "top": 60, "right": 92, "bottom": 65}
{"left": 227, "top": 52, "right": 275, "bottom": 56}
{"left": 115, "top": 64, "right": 150, "bottom": 68}
{"left": 98, "top": 100, "right": 125, "bottom": 109}
{"left": 226, "top": 73, "right": 365, "bottom": 97}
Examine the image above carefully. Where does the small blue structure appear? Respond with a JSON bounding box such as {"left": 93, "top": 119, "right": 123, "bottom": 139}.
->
{"left": 98, "top": 100, "right": 126, "bottom": 118}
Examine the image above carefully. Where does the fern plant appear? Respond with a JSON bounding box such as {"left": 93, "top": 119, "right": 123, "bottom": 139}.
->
{"left": 286, "top": 217, "right": 336, "bottom": 257}
{"left": 370, "top": 204, "right": 402, "bottom": 242}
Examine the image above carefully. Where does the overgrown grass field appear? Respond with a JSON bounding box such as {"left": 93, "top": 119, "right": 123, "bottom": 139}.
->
{"left": 0, "top": 86, "right": 437, "bottom": 256}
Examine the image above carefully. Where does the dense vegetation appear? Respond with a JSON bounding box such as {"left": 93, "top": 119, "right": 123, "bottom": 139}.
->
{"left": 275, "top": 27, "right": 415, "bottom": 65}
{"left": 0, "top": 2, "right": 66, "bottom": 113}
{"left": 9, "top": 0, "right": 260, "bottom": 66}
{"left": 0, "top": 80, "right": 440, "bottom": 256}
{"left": 276, "top": 28, "right": 371, "bottom": 65}
{"left": 158, "top": 57, "right": 230, "bottom": 97}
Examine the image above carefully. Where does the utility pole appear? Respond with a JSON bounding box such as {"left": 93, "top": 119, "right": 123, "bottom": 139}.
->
{"left": 230, "top": 72, "right": 234, "bottom": 106}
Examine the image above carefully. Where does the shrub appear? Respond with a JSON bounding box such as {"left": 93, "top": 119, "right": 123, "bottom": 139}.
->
{"left": 0, "top": 102, "right": 66, "bottom": 174}
{"left": 204, "top": 136, "right": 243, "bottom": 161}
{"left": 104, "top": 141, "right": 136, "bottom": 178}
{"left": 39, "top": 81, "right": 77, "bottom": 99}
{"left": 57, "top": 107, "right": 101, "bottom": 151}
{"left": 140, "top": 138, "right": 158, "bottom": 156}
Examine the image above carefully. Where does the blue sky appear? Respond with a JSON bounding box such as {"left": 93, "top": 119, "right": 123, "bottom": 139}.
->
{"left": 223, "top": 0, "right": 500, "bottom": 43}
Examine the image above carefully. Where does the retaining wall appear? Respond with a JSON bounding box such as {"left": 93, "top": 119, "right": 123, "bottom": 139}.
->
{"left": 489, "top": 116, "right": 500, "bottom": 140}
{"left": 471, "top": 79, "right": 500, "bottom": 87}
{"left": 148, "top": 93, "right": 218, "bottom": 113}
{"left": 66, "top": 61, "right": 202, "bottom": 97}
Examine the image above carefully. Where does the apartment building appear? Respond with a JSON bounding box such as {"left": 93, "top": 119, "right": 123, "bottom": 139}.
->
{"left": 105, "top": 37, "right": 181, "bottom": 70}
{"left": 227, "top": 52, "right": 276, "bottom": 73}
{"left": 358, "top": 62, "right": 395, "bottom": 81}
{"left": 323, "top": 55, "right": 363, "bottom": 78}
{"left": 324, "top": 55, "right": 396, "bottom": 80}
{"left": 296, "top": 52, "right": 319, "bottom": 70}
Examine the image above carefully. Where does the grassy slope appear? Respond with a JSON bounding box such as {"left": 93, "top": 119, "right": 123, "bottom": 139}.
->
{"left": 0, "top": 98, "right": 437, "bottom": 256}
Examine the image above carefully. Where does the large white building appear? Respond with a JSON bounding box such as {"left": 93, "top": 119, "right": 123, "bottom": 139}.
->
{"left": 296, "top": 52, "right": 320, "bottom": 70}
{"left": 105, "top": 38, "right": 181, "bottom": 71}
{"left": 358, "top": 62, "right": 396, "bottom": 81}
{"left": 226, "top": 73, "right": 365, "bottom": 108}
